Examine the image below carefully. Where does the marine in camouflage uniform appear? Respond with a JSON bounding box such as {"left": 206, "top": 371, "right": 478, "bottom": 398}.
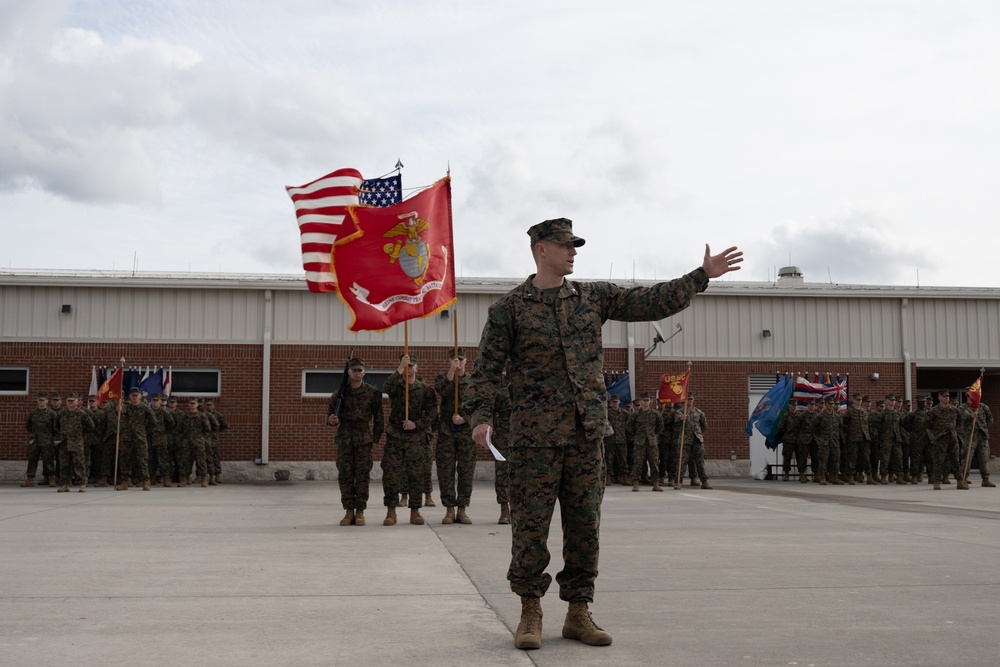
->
{"left": 92, "top": 399, "right": 118, "bottom": 487}
{"left": 150, "top": 395, "right": 176, "bottom": 486}
{"left": 49, "top": 393, "right": 67, "bottom": 485}
{"left": 628, "top": 397, "right": 663, "bottom": 491}
{"left": 84, "top": 395, "right": 100, "bottom": 482}
{"left": 677, "top": 394, "right": 710, "bottom": 489}
{"left": 23, "top": 393, "right": 57, "bottom": 487}
{"left": 813, "top": 397, "right": 844, "bottom": 485}
{"left": 958, "top": 398, "right": 994, "bottom": 487}
{"left": 176, "top": 397, "right": 212, "bottom": 486}
{"left": 797, "top": 400, "right": 820, "bottom": 482}
{"left": 436, "top": 350, "right": 477, "bottom": 524}
{"left": 381, "top": 355, "right": 435, "bottom": 525}
{"left": 928, "top": 391, "right": 961, "bottom": 490}
{"left": 465, "top": 218, "right": 741, "bottom": 650}
{"left": 904, "top": 395, "right": 932, "bottom": 483}
{"left": 877, "top": 395, "right": 906, "bottom": 483}
{"left": 327, "top": 358, "right": 385, "bottom": 526}
{"left": 656, "top": 403, "right": 674, "bottom": 484}
{"left": 605, "top": 395, "right": 629, "bottom": 485}
{"left": 841, "top": 394, "right": 870, "bottom": 484}
{"left": 493, "top": 376, "right": 513, "bottom": 524}
{"left": 56, "top": 394, "right": 95, "bottom": 492}
{"left": 867, "top": 399, "right": 882, "bottom": 480}
{"left": 166, "top": 397, "right": 182, "bottom": 482}
{"left": 665, "top": 403, "right": 686, "bottom": 485}
{"left": 201, "top": 401, "right": 222, "bottom": 485}
{"left": 116, "top": 387, "right": 156, "bottom": 490}
{"left": 776, "top": 399, "right": 801, "bottom": 481}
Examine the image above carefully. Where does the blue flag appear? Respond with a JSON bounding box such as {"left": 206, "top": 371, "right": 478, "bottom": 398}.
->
{"left": 746, "top": 374, "right": 795, "bottom": 449}
{"left": 607, "top": 371, "right": 631, "bottom": 403}
{"left": 138, "top": 368, "right": 164, "bottom": 399}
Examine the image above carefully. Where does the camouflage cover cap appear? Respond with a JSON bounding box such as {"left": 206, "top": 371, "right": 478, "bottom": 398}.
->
{"left": 88, "top": 394, "right": 97, "bottom": 400}
{"left": 609, "top": 394, "right": 620, "bottom": 402}
{"left": 129, "top": 387, "right": 142, "bottom": 396}
{"left": 348, "top": 358, "right": 365, "bottom": 369}
{"left": 36, "top": 392, "right": 48, "bottom": 399}
{"left": 527, "top": 218, "right": 586, "bottom": 247}
{"left": 50, "top": 392, "right": 62, "bottom": 400}
{"left": 454, "top": 348, "right": 466, "bottom": 359}
{"left": 400, "top": 354, "right": 417, "bottom": 366}
{"left": 66, "top": 392, "right": 79, "bottom": 400}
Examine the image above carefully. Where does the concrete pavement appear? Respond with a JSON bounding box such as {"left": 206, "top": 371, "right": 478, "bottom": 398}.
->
{"left": 2, "top": 477, "right": 999, "bottom": 666}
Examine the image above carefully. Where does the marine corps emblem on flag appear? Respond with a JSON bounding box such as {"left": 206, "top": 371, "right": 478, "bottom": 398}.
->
{"left": 658, "top": 371, "right": 690, "bottom": 404}
{"left": 383, "top": 211, "right": 431, "bottom": 285}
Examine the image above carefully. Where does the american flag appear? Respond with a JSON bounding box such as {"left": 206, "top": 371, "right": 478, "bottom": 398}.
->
{"left": 286, "top": 170, "right": 402, "bottom": 293}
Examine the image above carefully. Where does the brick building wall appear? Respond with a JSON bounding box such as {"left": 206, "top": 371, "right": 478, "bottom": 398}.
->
{"left": 4, "top": 341, "right": 996, "bottom": 469}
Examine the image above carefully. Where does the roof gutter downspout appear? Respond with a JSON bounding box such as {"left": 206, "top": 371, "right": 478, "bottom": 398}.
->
{"left": 901, "top": 297, "right": 912, "bottom": 401}
{"left": 260, "top": 289, "right": 273, "bottom": 465}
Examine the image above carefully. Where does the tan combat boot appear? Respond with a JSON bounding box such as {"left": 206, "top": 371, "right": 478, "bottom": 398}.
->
{"left": 983, "top": 478, "right": 996, "bottom": 488}
{"left": 19, "top": 477, "right": 34, "bottom": 488}
{"left": 397, "top": 493, "right": 408, "bottom": 507}
{"left": 456, "top": 507, "right": 471, "bottom": 524}
{"left": 866, "top": 474, "right": 877, "bottom": 485}
{"left": 514, "top": 597, "right": 542, "bottom": 650}
{"left": 340, "top": 509, "right": 356, "bottom": 526}
{"left": 498, "top": 502, "right": 510, "bottom": 525}
{"left": 208, "top": 475, "right": 218, "bottom": 486}
{"left": 957, "top": 477, "right": 970, "bottom": 490}
{"left": 631, "top": 481, "right": 639, "bottom": 492}
{"left": 799, "top": 473, "right": 807, "bottom": 483}
{"left": 199, "top": 475, "right": 208, "bottom": 487}
{"left": 818, "top": 473, "right": 827, "bottom": 486}
{"left": 78, "top": 483, "right": 87, "bottom": 493}
{"left": 652, "top": 479, "right": 663, "bottom": 492}
{"left": 115, "top": 478, "right": 130, "bottom": 491}
{"left": 700, "top": 480, "right": 713, "bottom": 490}
{"left": 142, "top": 479, "right": 151, "bottom": 491}
{"left": 179, "top": 476, "right": 189, "bottom": 488}
{"left": 162, "top": 475, "right": 172, "bottom": 488}
{"left": 831, "top": 474, "right": 844, "bottom": 485}
{"left": 562, "top": 601, "right": 612, "bottom": 646}
{"left": 896, "top": 475, "right": 908, "bottom": 485}
{"left": 690, "top": 478, "right": 698, "bottom": 487}
{"left": 424, "top": 493, "right": 436, "bottom": 507}
{"left": 214, "top": 474, "right": 222, "bottom": 485}
{"left": 383, "top": 506, "right": 397, "bottom": 526}
{"left": 354, "top": 509, "right": 365, "bottom": 526}
{"left": 846, "top": 475, "right": 856, "bottom": 485}
{"left": 442, "top": 507, "right": 456, "bottom": 524}
{"left": 933, "top": 480, "right": 941, "bottom": 490}
{"left": 46, "top": 475, "right": 57, "bottom": 487}
{"left": 57, "top": 484, "right": 70, "bottom": 493}
{"left": 782, "top": 473, "right": 790, "bottom": 482}
{"left": 409, "top": 508, "right": 425, "bottom": 525}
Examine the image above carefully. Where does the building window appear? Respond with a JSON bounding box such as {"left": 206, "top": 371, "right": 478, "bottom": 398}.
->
{"left": 0, "top": 367, "right": 29, "bottom": 394}
{"left": 303, "top": 369, "right": 392, "bottom": 397}
{"left": 170, "top": 369, "right": 221, "bottom": 396}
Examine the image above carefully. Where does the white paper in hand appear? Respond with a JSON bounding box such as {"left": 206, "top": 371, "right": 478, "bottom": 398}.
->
{"left": 485, "top": 426, "right": 506, "bottom": 462}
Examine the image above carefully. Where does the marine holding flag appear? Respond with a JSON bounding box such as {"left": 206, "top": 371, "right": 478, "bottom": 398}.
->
{"left": 465, "top": 216, "right": 743, "bottom": 651}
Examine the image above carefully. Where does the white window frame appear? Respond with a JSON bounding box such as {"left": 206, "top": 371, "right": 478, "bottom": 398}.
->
{"left": 0, "top": 367, "right": 29, "bottom": 395}
{"left": 169, "top": 368, "right": 222, "bottom": 397}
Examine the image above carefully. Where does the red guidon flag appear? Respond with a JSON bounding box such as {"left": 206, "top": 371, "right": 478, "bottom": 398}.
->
{"left": 968, "top": 375, "right": 983, "bottom": 410}
{"left": 97, "top": 367, "right": 124, "bottom": 404}
{"left": 337, "top": 176, "right": 456, "bottom": 332}
{"left": 658, "top": 371, "right": 690, "bottom": 404}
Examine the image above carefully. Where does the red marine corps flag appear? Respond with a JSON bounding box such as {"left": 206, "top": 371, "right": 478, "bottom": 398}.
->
{"left": 97, "top": 366, "right": 124, "bottom": 404}
{"left": 336, "top": 176, "right": 456, "bottom": 332}
{"left": 967, "top": 373, "right": 983, "bottom": 411}
{"left": 658, "top": 371, "right": 690, "bottom": 404}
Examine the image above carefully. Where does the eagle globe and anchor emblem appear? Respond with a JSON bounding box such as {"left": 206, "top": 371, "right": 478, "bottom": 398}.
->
{"left": 383, "top": 210, "right": 431, "bottom": 285}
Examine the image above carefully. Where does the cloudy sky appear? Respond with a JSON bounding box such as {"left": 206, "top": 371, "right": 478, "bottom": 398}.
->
{"left": 2, "top": 0, "right": 998, "bottom": 287}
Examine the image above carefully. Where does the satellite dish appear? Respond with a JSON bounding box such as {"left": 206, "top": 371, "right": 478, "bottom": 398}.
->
{"left": 651, "top": 321, "right": 666, "bottom": 343}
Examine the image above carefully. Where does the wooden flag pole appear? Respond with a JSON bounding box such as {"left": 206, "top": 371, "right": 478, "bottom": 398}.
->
{"left": 404, "top": 321, "right": 410, "bottom": 421}
{"left": 453, "top": 307, "right": 460, "bottom": 417}
{"left": 674, "top": 361, "right": 693, "bottom": 490}
{"left": 960, "top": 368, "right": 986, "bottom": 485}
{"left": 112, "top": 357, "right": 125, "bottom": 487}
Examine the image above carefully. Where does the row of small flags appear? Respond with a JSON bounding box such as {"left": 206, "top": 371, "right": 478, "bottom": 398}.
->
{"left": 88, "top": 366, "right": 171, "bottom": 403}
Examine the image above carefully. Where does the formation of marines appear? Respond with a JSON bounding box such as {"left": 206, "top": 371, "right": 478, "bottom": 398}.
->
{"left": 21, "top": 387, "right": 229, "bottom": 491}
{"left": 775, "top": 392, "right": 993, "bottom": 490}
{"left": 605, "top": 393, "right": 713, "bottom": 491}
{"left": 328, "top": 351, "right": 511, "bottom": 528}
